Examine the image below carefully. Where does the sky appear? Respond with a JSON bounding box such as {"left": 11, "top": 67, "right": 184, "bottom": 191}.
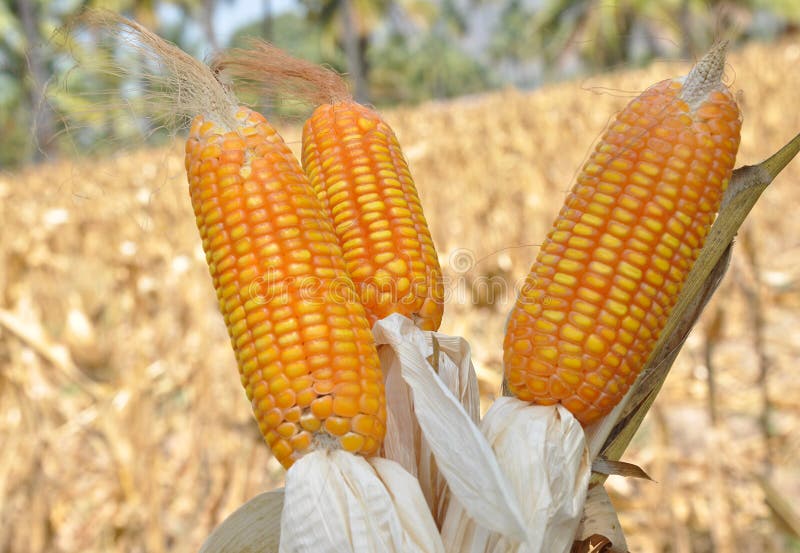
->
{"left": 156, "top": 0, "right": 300, "bottom": 56}
{"left": 214, "top": 0, "right": 300, "bottom": 45}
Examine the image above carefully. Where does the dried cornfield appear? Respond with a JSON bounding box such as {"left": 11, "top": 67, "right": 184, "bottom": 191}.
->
{"left": 1, "top": 39, "right": 799, "bottom": 552}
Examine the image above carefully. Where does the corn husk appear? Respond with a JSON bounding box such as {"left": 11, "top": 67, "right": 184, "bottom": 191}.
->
{"left": 279, "top": 450, "right": 444, "bottom": 553}
{"left": 441, "top": 399, "right": 590, "bottom": 553}
{"left": 199, "top": 489, "right": 284, "bottom": 553}
{"left": 574, "top": 485, "right": 627, "bottom": 551}
{"left": 373, "top": 314, "right": 527, "bottom": 540}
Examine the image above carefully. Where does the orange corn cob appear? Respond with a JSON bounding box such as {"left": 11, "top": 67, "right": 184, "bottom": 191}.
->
{"left": 302, "top": 101, "right": 444, "bottom": 331}
{"left": 186, "top": 106, "right": 386, "bottom": 468}
{"left": 504, "top": 45, "right": 741, "bottom": 425}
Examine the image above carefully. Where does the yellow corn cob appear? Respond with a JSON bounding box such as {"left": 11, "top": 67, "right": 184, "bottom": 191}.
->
{"left": 302, "top": 101, "right": 444, "bottom": 331}
{"left": 185, "top": 106, "right": 386, "bottom": 468}
{"left": 504, "top": 45, "right": 741, "bottom": 425}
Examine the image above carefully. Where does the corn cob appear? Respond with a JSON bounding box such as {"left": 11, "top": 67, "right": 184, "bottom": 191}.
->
{"left": 503, "top": 45, "right": 741, "bottom": 425}
{"left": 186, "top": 106, "right": 386, "bottom": 468}
{"left": 302, "top": 101, "right": 444, "bottom": 331}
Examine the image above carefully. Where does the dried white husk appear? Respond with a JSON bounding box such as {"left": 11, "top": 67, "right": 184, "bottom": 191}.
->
{"left": 440, "top": 398, "right": 590, "bottom": 553}
{"left": 373, "top": 314, "right": 527, "bottom": 540}
{"left": 199, "top": 488, "right": 284, "bottom": 553}
{"left": 279, "top": 450, "right": 444, "bottom": 553}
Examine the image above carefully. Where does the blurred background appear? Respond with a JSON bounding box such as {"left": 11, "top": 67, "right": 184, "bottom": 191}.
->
{"left": 1, "top": 1, "right": 800, "bottom": 552}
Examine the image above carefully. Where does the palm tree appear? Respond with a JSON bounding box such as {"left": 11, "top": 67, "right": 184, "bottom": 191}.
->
{"left": 300, "top": 0, "right": 395, "bottom": 102}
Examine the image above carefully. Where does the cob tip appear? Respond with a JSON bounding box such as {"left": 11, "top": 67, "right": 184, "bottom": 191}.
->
{"left": 681, "top": 41, "right": 729, "bottom": 109}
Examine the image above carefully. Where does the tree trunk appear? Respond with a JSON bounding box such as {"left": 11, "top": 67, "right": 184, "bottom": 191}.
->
{"left": 200, "top": 0, "right": 220, "bottom": 51}
{"left": 263, "top": 0, "right": 273, "bottom": 40}
{"left": 16, "top": 0, "right": 56, "bottom": 162}
{"left": 340, "top": 0, "right": 369, "bottom": 102}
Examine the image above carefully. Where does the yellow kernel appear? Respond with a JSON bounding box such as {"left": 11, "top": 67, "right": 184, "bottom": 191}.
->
{"left": 330, "top": 328, "right": 356, "bottom": 341}
{"left": 621, "top": 316, "right": 640, "bottom": 333}
{"left": 279, "top": 345, "right": 304, "bottom": 364}
{"left": 359, "top": 395, "right": 380, "bottom": 415}
{"left": 610, "top": 158, "right": 634, "bottom": 171}
{"left": 296, "top": 388, "right": 316, "bottom": 408}
{"left": 626, "top": 251, "right": 649, "bottom": 267}
{"left": 557, "top": 258, "right": 583, "bottom": 273}
{"left": 571, "top": 312, "right": 594, "bottom": 329}
{"left": 638, "top": 161, "right": 660, "bottom": 176}
{"left": 608, "top": 221, "right": 630, "bottom": 238}
{"left": 542, "top": 310, "right": 565, "bottom": 323}
{"left": 579, "top": 213, "right": 603, "bottom": 227}
{"left": 546, "top": 282, "right": 571, "bottom": 297}
{"left": 594, "top": 192, "right": 615, "bottom": 205}
{"left": 310, "top": 396, "right": 332, "bottom": 419}
{"left": 537, "top": 347, "right": 558, "bottom": 361}
{"left": 274, "top": 318, "right": 299, "bottom": 335}
{"left": 601, "top": 169, "right": 626, "bottom": 184}
{"left": 573, "top": 222, "right": 596, "bottom": 236}
{"left": 526, "top": 376, "right": 548, "bottom": 394}
{"left": 667, "top": 218, "right": 685, "bottom": 236}
{"left": 585, "top": 273, "right": 608, "bottom": 290}
{"left": 550, "top": 230, "right": 570, "bottom": 243}
{"left": 599, "top": 234, "right": 622, "bottom": 250}
{"left": 618, "top": 261, "right": 642, "bottom": 281}
{"left": 271, "top": 439, "right": 292, "bottom": 462}
{"left": 558, "top": 365, "right": 583, "bottom": 383}
{"left": 290, "top": 431, "right": 312, "bottom": 453}
{"left": 554, "top": 273, "right": 578, "bottom": 286}
{"left": 585, "top": 334, "right": 606, "bottom": 355}
{"left": 560, "top": 324, "right": 585, "bottom": 343}
{"left": 275, "top": 388, "right": 296, "bottom": 409}
{"left": 574, "top": 300, "right": 599, "bottom": 316}
{"left": 340, "top": 432, "right": 366, "bottom": 452}
{"left": 567, "top": 235, "right": 593, "bottom": 249}
{"left": 513, "top": 339, "right": 532, "bottom": 353}
{"left": 276, "top": 422, "right": 297, "bottom": 438}
{"left": 584, "top": 163, "right": 603, "bottom": 175}
{"left": 324, "top": 416, "right": 349, "bottom": 436}
{"left": 588, "top": 260, "right": 613, "bottom": 276}
{"left": 263, "top": 408, "right": 282, "bottom": 429}
{"left": 332, "top": 396, "right": 360, "bottom": 418}
{"left": 269, "top": 374, "right": 291, "bottom": 394}
{"left": 606, "top": 299, "right": 628, "bottom": 317}
{"left": 300, "top": 412, "right": 321, "bottom": 432}
{"left": 535, "top": 318, "right": 557, "bottom": 333}
{"left": 540, "top": 253, "right": 559, "bottom": 266}
{"left": 577, "top": 287, "right": 602, "bottom": 303}
{"left": 612, "top": 207, "right": 636, "bottom": 224}
{"left": 351, "top": 414, "right": 374, "bottom": 436}
{"left": 385, "top": 258, "right": 408, "bottom": 275}
{"left": 374, "top": 252, "right": 394, "bottom": 265}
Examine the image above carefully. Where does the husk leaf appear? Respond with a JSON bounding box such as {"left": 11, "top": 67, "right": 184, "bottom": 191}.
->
{"left": 279, "top": 450, "right": 444, "bottom": 553}
{"left": 373, "top": 314, "right": 527, "bottom": 540}
{"left": 441, "top": 399, "right": 590, "bottom": 553}
{"left": 199, "top": 489, "right": 284, "bottom": 553}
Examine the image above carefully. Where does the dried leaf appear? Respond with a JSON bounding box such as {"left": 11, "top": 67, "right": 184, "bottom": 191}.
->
{"left": 373, "top": 314, "right": 526, "bottom": 540}
{"left": 199, "top": 489, "right": 284, "bottom": 553}
{"left": 441, "top": 399, "right": 590, "bottom": 553}
{"left": 575, "top": 485, "right": 627, "bottom": 552}
{"left": 590, "top": 459, "right": 653, "bottom": 481}
{"left": 279, "top": 450, "right": 444, "bottom": 553}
